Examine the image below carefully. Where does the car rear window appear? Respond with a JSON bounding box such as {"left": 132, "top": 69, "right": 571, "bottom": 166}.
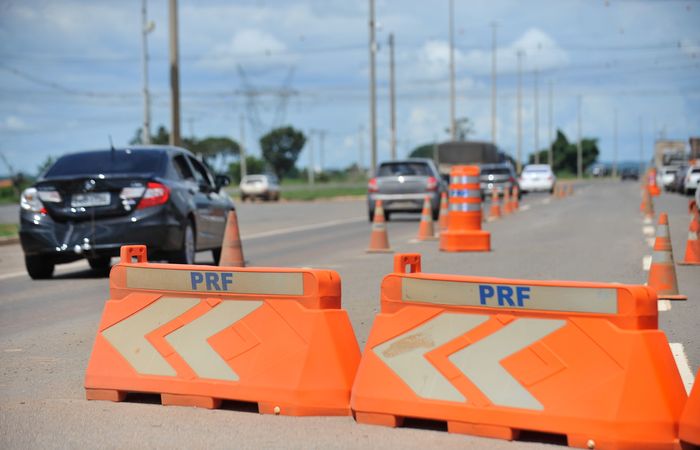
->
{"left": 523, "top": 168, "right": 551, "bottom": 173}
{"left": 244, "top": 176, "right": 266, "bottom": 183}
{"left": 45, "top": 149, "right": 165, "bottom": 177}
{"left": 378, "top": 163, "right": 431, "bottom": 176}
{"left": 692, "top": 169, "right": 700, "bottom": 174}
{"left": 481, "top": 167, "right": 511, "bottom": 175}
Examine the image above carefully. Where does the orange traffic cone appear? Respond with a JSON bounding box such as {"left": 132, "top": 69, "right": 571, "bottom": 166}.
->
{"left": 647, "top": 213, "right": 686, "bottom": 300}
{"left": 567, "top": 184, "right": 574, "bottom": 196}
{"left": 416, "top": 196, "right": 438, "bottom": 241}
{"left": 367, "top": 200, "right": 392, "bottom": 253}
{"left": 679, "top": 207, "right": 700, "bottom": 265}
{"left": 502, "top": 187, "right": 512, "bottom": 215}
{"left": 510, "top": 186, "right": 520, "bottom": 212}
{"left": 219, "top": 210, "right": 245, "bottom": 267}
{"left": 438, "top": 192, "right": 449, "bottom": 232}
{"left": 488, "top": 189, "right": 501, "bottom": 220}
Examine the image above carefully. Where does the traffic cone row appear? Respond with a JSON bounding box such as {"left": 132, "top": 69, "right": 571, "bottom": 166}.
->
{"left": 647, "top": 213, "right": 686, "bottom": 300}
{"left": 680, "top": 206, "right": 700, "bottom": 265}
{"left": 488, "top": 190, "right": 501, "bottom": 220}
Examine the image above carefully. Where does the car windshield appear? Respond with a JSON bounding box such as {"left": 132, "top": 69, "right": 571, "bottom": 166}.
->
{"left": 378, "top": 163, "right": 430, "bottom": 176}
{"left": 45, "top": 149, "right": 165, "bottom": 177}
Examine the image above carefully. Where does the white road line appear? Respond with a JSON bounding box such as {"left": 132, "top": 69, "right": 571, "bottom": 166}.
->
{"left": 646, "top": 237, "right": 655, "bottom": 247}
{"left": 643, "top": 217, "right": 653, "bottom": 225}
{"left": 519, "top": 205, "right": 531, "bottom": 212}
{"left": 657, "top": 300, "right": 672, "bottom": 311}
{"left": 642, "top": 225, "right": 655, "bottom": 236}
{"left": 243, "top": 217, "right": 366, "bottom": 240}
{"left": 486, "top": 217, "right": 497, "bottom": 222}
{"left": 642, "top": 255, "right": 652, "bottom": 271}
{"left": 670, "top": 342, "right": 695, "bottom": 395}
{"left": 541, "top": 198, "right": 551, "bottom": 205}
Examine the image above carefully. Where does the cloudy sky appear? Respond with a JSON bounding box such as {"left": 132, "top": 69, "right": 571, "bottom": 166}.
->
{"left": 0, "top": 0, "right": 699, "bottom": 175}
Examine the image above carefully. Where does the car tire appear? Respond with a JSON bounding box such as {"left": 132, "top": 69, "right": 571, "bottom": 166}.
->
{"left": 170, "top": 220, "right": 196, "bottom": 265}
{"left": 212, "top": 247, "right": 222, "bottom": 265}
{"left": 25, "top": 255, "right": 54, "bottom": 280}
{"left": 88, "top": 256, "right": 111, "bottom": 272}
{"left": 384, "top": 211, "right": 391, "bottom": 221}
{"left": 432, "top": 208, "right": 440, "bottom": 221}
{"left": 368, "top": 209, "right": 375, "bottom": 222}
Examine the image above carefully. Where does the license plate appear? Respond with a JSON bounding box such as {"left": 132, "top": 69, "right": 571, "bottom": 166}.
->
{"left": 71, "top": 192, "right": 111, "bottom": 207}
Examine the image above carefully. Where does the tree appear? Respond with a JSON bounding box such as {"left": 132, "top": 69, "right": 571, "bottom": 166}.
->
{"left": 228, "top": 156, "right": 266, "bottom": 184}
{"left": 259, "top": 126, "right": 306, "bottom": 180}
{"left": 444, "top": 117, "right": 475, "bottom": 141}
{"left": 528, "top": 129, "right": 599, "bottom": 175}
{"left": 409, "top": 143, "right": 436, "bottom": 159}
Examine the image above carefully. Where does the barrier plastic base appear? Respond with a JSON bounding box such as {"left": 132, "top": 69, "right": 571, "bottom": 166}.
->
{"left": 439, "top": 229, "right": 491, "bottom": 252}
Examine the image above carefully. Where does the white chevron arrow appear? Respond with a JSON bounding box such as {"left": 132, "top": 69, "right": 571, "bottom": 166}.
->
{"left": 102, "top": 297, "right": 200, "bottom": 376}
{"left": 165, "top": 300, "right": 262, "bottom": 381}
{"left": 449, "top": 317, "right": 565, "bottom": 410}
{"left": 373, "top": 313, "right": 489, "bottom": 402}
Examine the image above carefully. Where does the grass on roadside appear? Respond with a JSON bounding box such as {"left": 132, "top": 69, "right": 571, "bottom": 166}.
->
{"left": 0, "top": 223, "right": 18, "bottom": 238}
{"left": 281, "top": 186, "right": 367, "bottom": 201}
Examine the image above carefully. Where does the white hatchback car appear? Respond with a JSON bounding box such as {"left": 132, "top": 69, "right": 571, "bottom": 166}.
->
{"left": 684, "top": 165, "right": 700, "bottom": 195}
{"left": 519, "top": 164, "right": 556, "bottom": 193}
{"left": 239, "top": 174, "right": 281, "bottom": 201}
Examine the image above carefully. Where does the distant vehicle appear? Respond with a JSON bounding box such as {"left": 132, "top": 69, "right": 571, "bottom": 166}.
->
{"left": 519, "top": 164, "right": 556, "bottom": 194}
{"left": 239, "top": 174, "right": 280, "bottom": 201}
{"left": 684, "top": 165, "right": 700, "bottom": 195}
{"left": 671, "top": 164, "right": 690, "bottom": 193}
{"left": 19, "top": 146, "right": 234, "bottom": 279}
{"left": 658, "top": 166, "right": 678, "bottom": 191}
{"left": 367, "top": 158, "right": 445, "bottom": 222}
{"left": 479, "top": 163, "right": 520, "bottom": 199}
{"left": 620, "top": 167, "right": 639, "bottom": 181}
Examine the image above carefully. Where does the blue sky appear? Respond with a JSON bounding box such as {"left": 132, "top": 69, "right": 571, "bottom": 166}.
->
{"left": 0, "top": 0, "right": 699, "bottom": 175}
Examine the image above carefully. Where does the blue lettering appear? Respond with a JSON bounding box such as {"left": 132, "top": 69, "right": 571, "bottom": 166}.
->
{"left": 205, "top": 272, "right": 221, "bottom": 291}
{"left": 220, "top": 272, "right": 233, "bottom": 291}
{"left": 190, "top": 272, "right": 204, "bottom": 290}
{"left": 479, "top": 285, "right": 494, "bottom": 305}
{"left": 497, "top": 286, "right": 515, "bottom": 306}
{"left": 516, "top": 286, "right": 530, "bottom": 306}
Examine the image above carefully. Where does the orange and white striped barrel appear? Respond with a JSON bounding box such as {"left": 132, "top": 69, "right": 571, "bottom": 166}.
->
{"left": 440, "top": 166, "right": 491, "bottom": 252}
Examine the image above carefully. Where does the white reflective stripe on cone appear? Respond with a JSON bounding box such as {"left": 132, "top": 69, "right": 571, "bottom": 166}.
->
{"left": 449, "top": 203, "right": 482, "bottom": 212}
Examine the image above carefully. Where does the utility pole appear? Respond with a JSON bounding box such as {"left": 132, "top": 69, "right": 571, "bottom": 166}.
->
{"left": 548, "top": 81, "right": 553, "bottom": 167}
{"left": 239, "top": 114, "right": 247, "bottom": 180}
{"left": 577, "top": 95, "right": 583, "bottom": 180}
{"left": 358, "top": 125, "right": 365, "bottom": 173}
{"left": 319, "top": 130, "right": 326, "bottom": 173}
{"left": 613, "top": 108, "right": 618, "bottom": 178}
{"left": 639, "top": 117, "right": 644, "bottom": 173}
{"left": 308, "top": 131, "right": 315, "bottom": 185}
{"left": 141, "top": 0, "right": 154, "bottom": 144}
{"left": 168, "top": 0, "right": 181, "bottom": 146}
{"left": 490, "top": 22, "right": 497, "bottom": 145}
{"left": 368, "top": 0, "right": 377, "bottom": 175}
{"left": 516, "top": 50, "right": 524, "bottom": 173}
{"left": 534, "top": 69, "right": 540, "bottom": 163}
{"left": 389, "top": 33, "right": 397, "bottom": 160}
{"left": 449, "top": 0, "right": 456, "bottom": 141}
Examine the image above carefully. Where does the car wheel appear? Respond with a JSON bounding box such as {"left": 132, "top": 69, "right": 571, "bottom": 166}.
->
{"left": 212, "top": 247, "right": 222, "bottom": 265}
{"left": 368, "top": 209, "right": 375, "bottom": 222}
{"left": 384, "top": 211, "right": 391, "bottom": 221}
{"left": 432, "top": 208, "right": 440, "bottom": 221}
{"left": 88, "top": 256, "right": 111, "bottom": 272}
{"left": 170, "top": 220, "right": 196, "bottom": 264}
{"left": 25, "top": 255, "right": 54, "bottom": 280}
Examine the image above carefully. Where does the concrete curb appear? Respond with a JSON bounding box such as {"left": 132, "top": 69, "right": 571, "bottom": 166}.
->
{"left": 0, "top": 236, "right": 19, "bottom": 246}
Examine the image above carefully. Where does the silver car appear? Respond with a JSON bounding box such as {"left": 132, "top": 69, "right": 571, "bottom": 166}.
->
{"left": 479, "top": 163, "right": 520, "bottom": 199}
{"left": 367, "top": 159, "right": 445, "bottom": 221}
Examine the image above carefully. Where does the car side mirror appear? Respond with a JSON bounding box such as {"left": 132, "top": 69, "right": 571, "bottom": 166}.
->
{"left": 214, "top": 174, "right": 231, "bottom": 191}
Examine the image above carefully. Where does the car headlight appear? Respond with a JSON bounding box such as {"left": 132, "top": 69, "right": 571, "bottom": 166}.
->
{"left": 20, "top": 187, "right": 44, "bottom": 212}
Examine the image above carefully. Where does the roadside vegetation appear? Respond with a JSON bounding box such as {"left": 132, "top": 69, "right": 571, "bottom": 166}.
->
{"left": 0, "top": 223, "right": 18, "bottom": 238}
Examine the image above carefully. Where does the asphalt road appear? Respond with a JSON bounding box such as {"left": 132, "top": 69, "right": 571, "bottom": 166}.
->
{"left": 1, "top": 182, "right": 698, "bottom": 449}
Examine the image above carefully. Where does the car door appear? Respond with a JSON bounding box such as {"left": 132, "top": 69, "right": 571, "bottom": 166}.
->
{"left": 186, "top": 156, "right": 229, "bottom": 249}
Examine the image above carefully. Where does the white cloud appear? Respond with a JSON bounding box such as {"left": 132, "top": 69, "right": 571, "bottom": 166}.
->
{"left": 2, "top": 116, "right": 28, "bottom": 131}
{"left": 198, "top": 28, "right": 292, "bottom": 72}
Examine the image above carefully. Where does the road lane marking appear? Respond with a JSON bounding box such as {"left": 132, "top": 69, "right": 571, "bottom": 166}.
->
{"left": 243, "top": 217, "right": 366, "bottom": 240}
{"left": 646, "top": 237, "right": 655, "bottom": 247}
{"left": 670, "top": 342, "right": 694, "bottom": 395}
{"left": 642, "top": 255, "right": 652, "bottom": 271}
{"left": 643, "top": 226, "right": 655, "bottom": 236}
{"left": 519, "top": 205, "right": 531, "bottom": 212}
{"left": 658, "top": 300, "right": 671, "bottom": 311}
{"left": 541, "top": 198, "right": 551, "bottom": 205}
{"left": 643, "top": 217, "right": 653, "bottom": 225}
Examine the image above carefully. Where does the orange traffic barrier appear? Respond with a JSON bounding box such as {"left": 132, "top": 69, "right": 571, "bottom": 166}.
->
{"left": 219, "top": 210, "right": 245, "bottom": 267}
{"left": 679, "top": 370, "right": 700, "bottom": 446}
{"left": 417, "top": 196, "right": 438, "bottom": 241}
{"left": 488, "top": 190, "right": 501, "bottom": 220}
{"left": 679, "top": 207, "right": 700, "bottom": 266}
{"left": 85, "top": 245, "right": 360, "bottom": 416}
{"left": 367, "top": 200, "right": 392, "bottom": 253}
{"left": 648, "top": 168, "right": 661, "bottom": 196}
{"left": 510, "top": 186, "right": 519, "bottom": 212}
{"left": 502, "top": 187, "right": 512, "bottom": 215}
{"left": 351, "top": 253, "right": 686, "bottom": 449}
{"left": 440, "top": 166, "right": 490, "bottom": 252}
{"left": 438, "top": 192, "right": 449, "bottom": 232}
{"left": 647, "top": 213, "right": 686, "bottom": 300}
